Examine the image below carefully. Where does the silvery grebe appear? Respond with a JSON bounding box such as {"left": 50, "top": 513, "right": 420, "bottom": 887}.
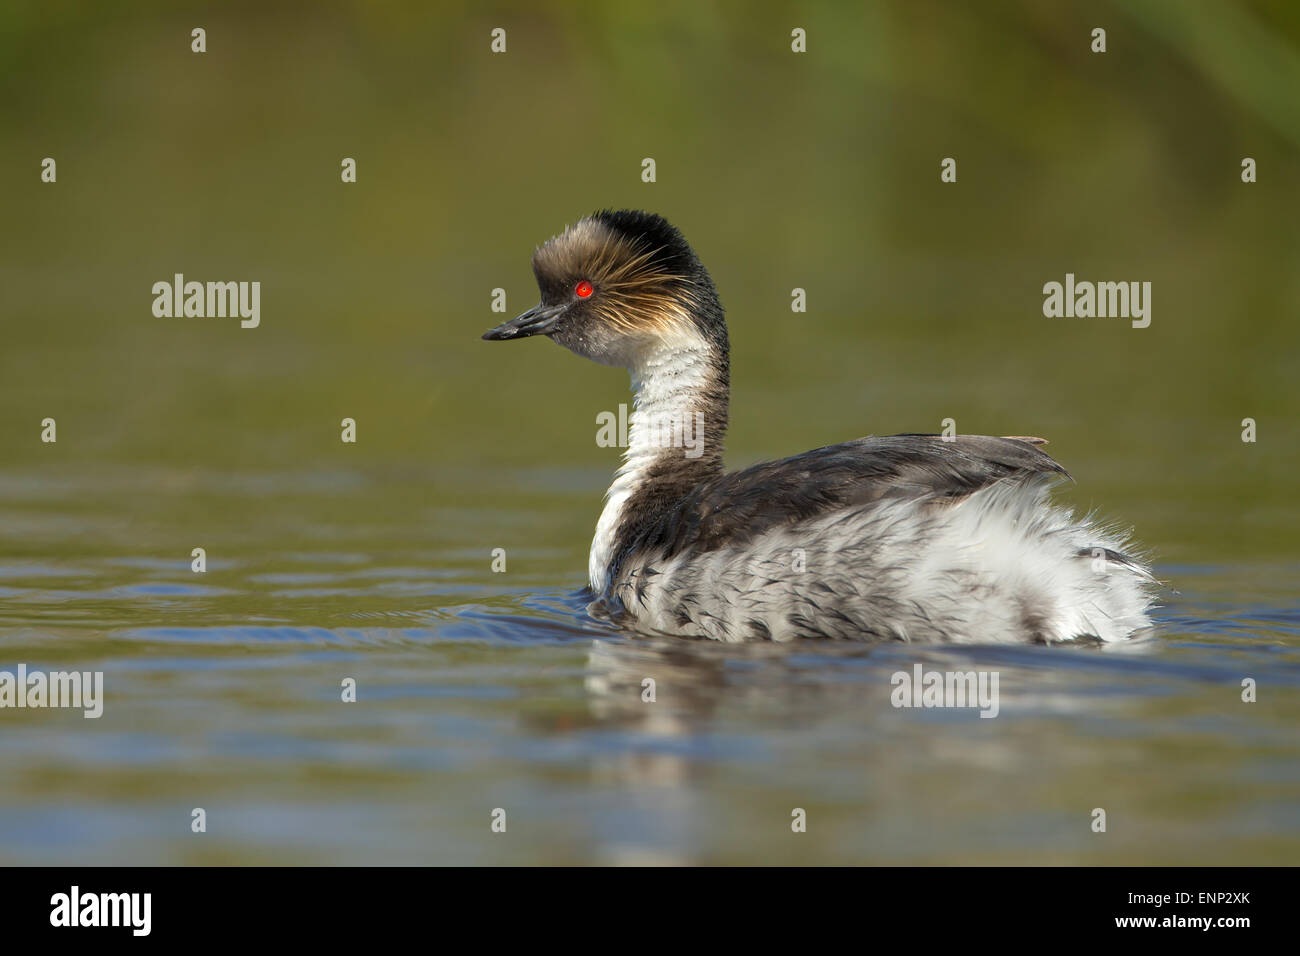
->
{"left": 484, "top": 210, "right": 1155, "bottom": 644}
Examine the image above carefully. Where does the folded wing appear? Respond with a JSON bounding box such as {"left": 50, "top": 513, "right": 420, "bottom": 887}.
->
{"left": 639, "top": 434, "right": 1069, "bottom": 561}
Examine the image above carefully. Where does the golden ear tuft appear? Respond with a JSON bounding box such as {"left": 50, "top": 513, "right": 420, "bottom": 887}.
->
{"left": 532, "top": 217, "right": 696, "bottom": 336}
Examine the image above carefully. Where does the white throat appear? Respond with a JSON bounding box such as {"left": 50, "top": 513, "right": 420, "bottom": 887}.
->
{"left": 588, "top": 338, "right": 716, "bottom": 592}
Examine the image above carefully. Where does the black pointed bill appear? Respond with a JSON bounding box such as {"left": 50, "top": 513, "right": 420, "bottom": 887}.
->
{"left": 482, "top": 303, "right": 565, "bottom": 341}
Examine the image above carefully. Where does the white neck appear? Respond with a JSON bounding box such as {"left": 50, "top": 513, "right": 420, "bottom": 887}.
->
{"left": 588, "top": 338, "right": 717, "bottom": 592}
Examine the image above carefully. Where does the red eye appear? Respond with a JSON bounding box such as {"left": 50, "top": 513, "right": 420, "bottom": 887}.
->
{"left": 575, "top": 280, "right": 593, "bottom": 298}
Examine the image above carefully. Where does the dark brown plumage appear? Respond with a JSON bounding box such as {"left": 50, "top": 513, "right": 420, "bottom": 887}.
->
{"left": 614, "top": 434, "right": 1069, "bottom": 578}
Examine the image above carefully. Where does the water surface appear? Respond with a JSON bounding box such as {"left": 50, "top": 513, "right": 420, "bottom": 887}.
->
{"left": 2, "top": 463, "right": 1296, "bottom": 866}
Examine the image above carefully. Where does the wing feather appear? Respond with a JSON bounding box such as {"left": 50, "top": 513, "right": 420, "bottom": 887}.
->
{"left": 638, "top": 434, "right": 1068, "bottom": 561}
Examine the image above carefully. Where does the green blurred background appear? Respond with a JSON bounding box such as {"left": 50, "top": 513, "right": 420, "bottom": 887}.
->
{"left": 2, "top": 0, "right": 1297, "bottom": 564}
{"left": 1, "top": 0, "right": 1298, "bottom": 868}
